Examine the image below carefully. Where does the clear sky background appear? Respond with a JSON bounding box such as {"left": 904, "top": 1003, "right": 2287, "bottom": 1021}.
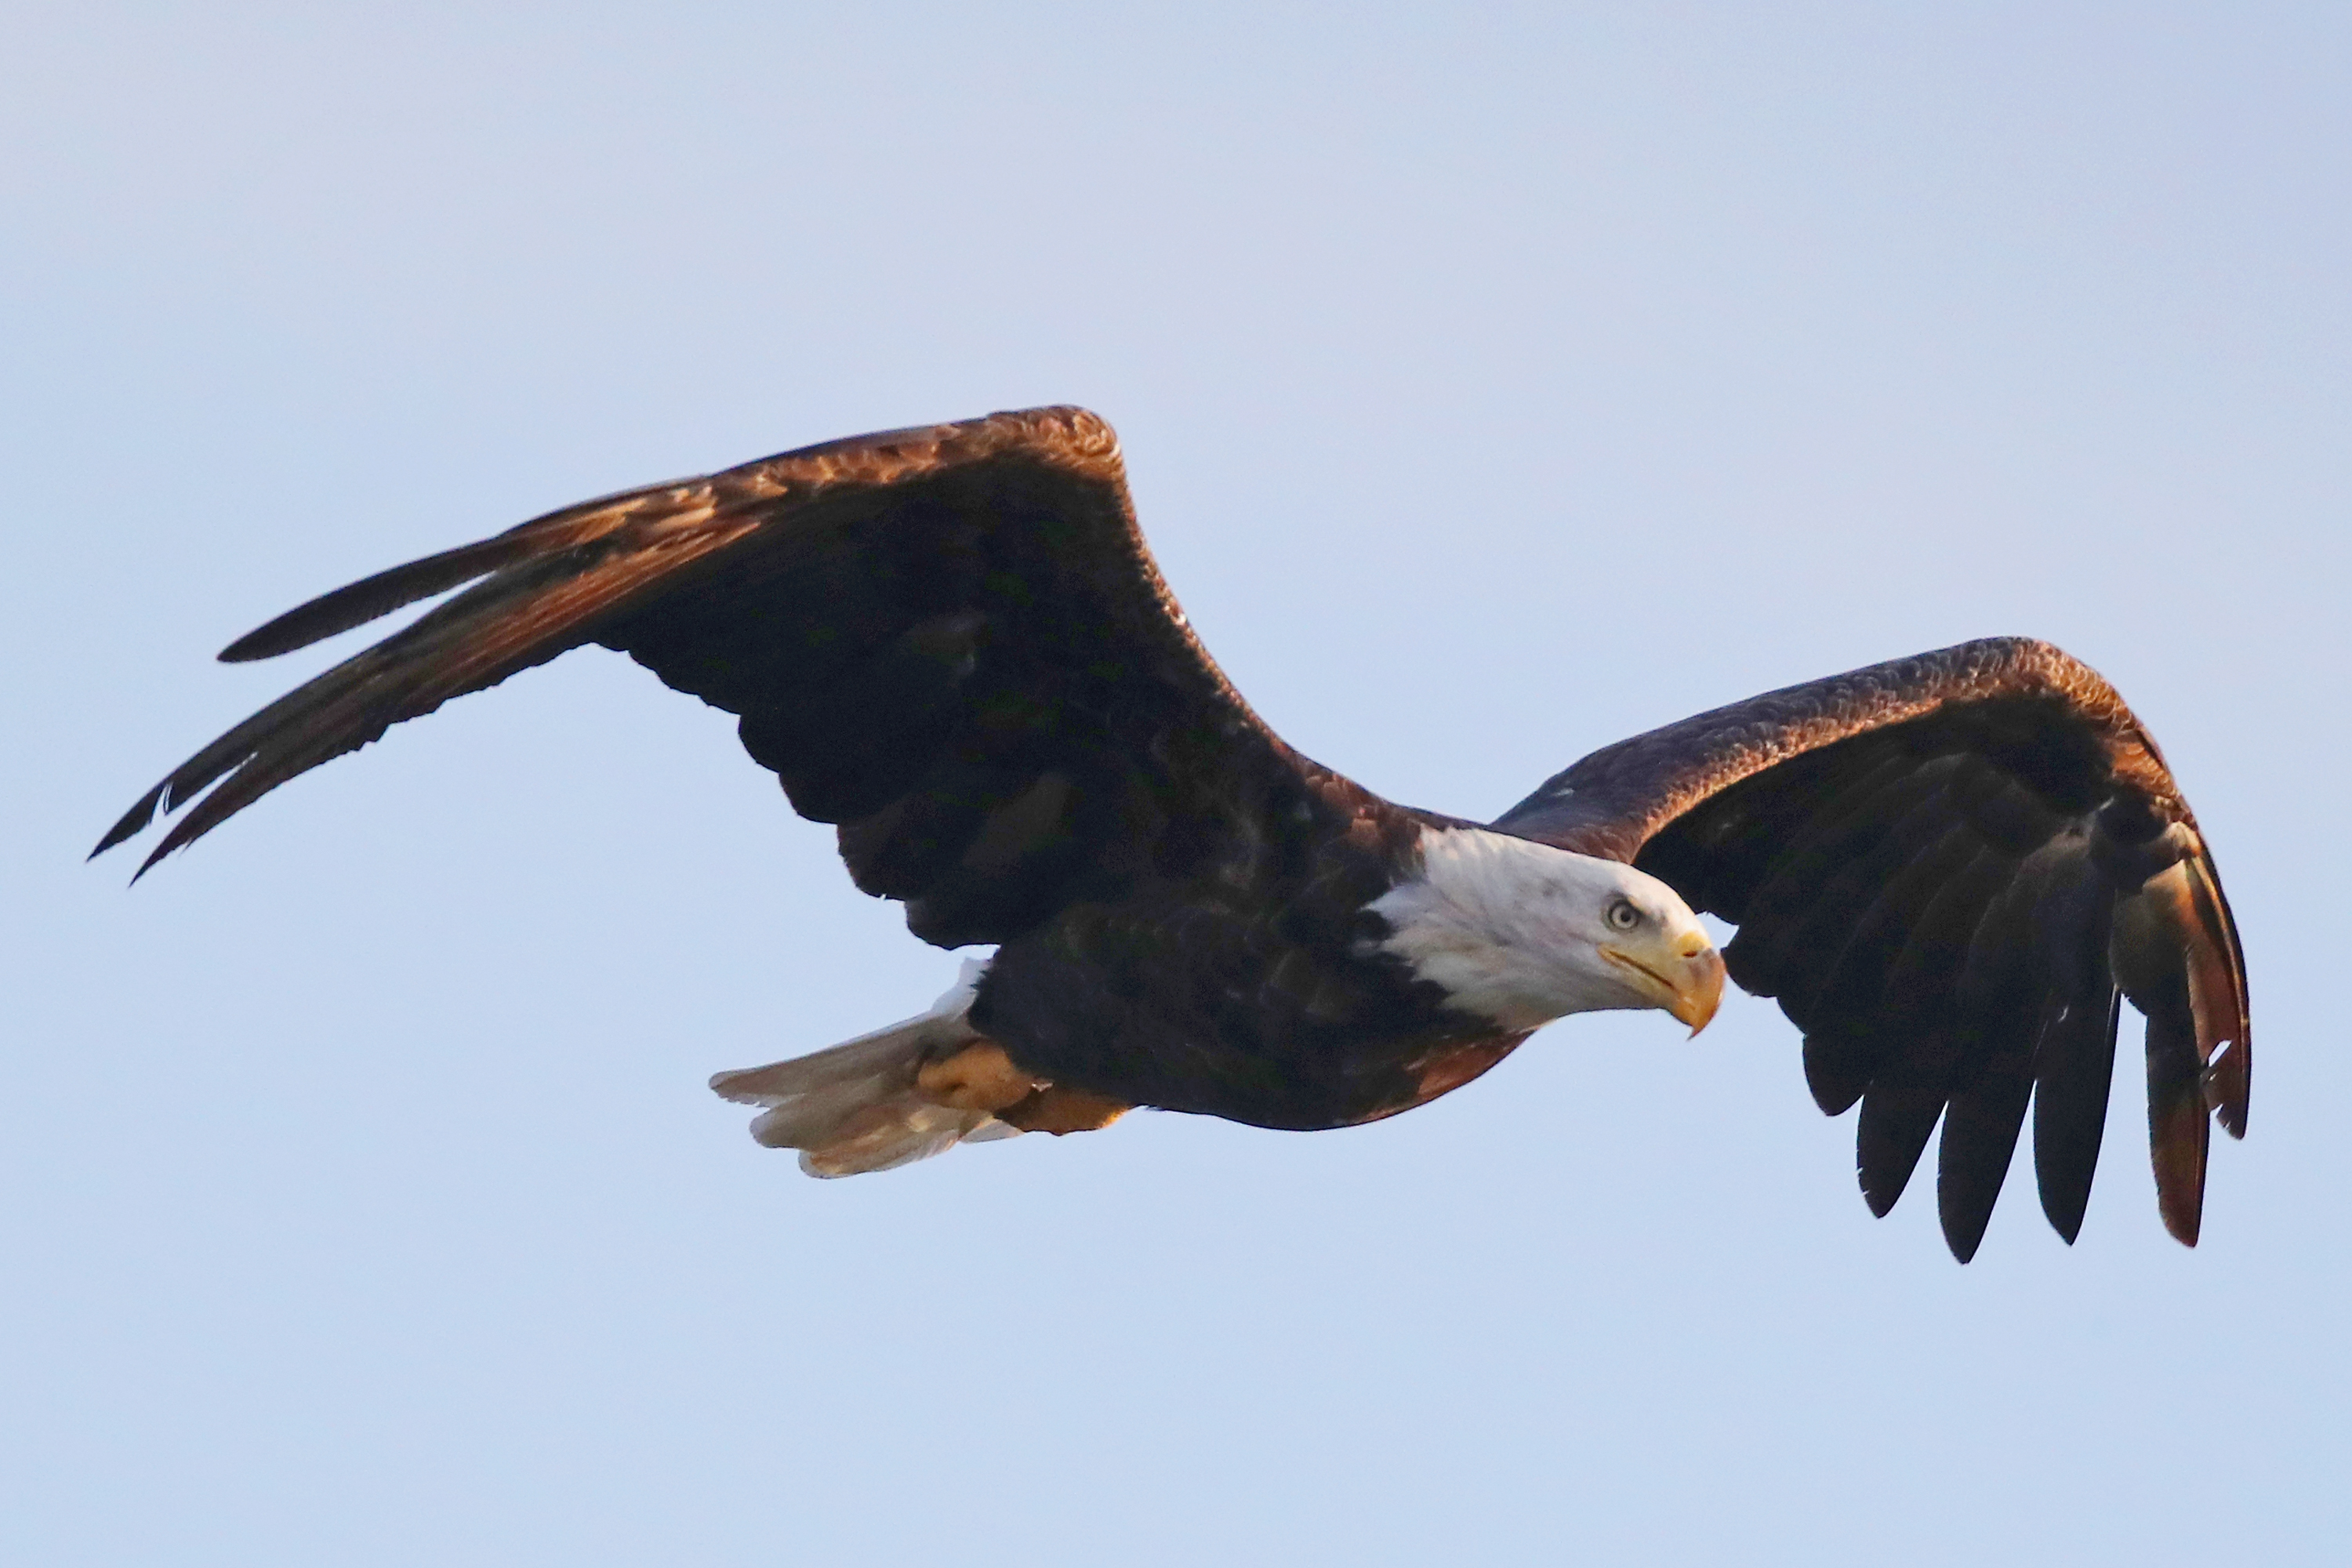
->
{"left": 5, "top": 5, "right": 2347, "bottom": 1564}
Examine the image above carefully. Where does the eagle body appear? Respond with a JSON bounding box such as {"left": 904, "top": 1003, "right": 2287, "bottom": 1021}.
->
{"left": 966, "top": 797, "right": 1472, "bottom": 1134}
{"left": 975, "top": 822, "right": 1715, "bottom": 1133}
{"left": 100, "top": 406, "right": 2251, "bottom": 1261}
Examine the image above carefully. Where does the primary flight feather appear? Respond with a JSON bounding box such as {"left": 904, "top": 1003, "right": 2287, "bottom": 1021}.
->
{"left": 97, "top": 406, "right": 2249, "bottom": 1261}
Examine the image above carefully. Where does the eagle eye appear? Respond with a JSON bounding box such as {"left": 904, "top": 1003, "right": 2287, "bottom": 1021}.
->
{"left": 1606, "top": 898, "right": 1642, "bottom": 931}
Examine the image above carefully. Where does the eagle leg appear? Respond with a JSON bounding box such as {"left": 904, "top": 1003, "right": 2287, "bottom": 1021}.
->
{"left": 997, "top": 1084, "right": 1131, "bottom": 1135}
{"left": 915, "top": 1039, "right": 1047, "bottom": 1112}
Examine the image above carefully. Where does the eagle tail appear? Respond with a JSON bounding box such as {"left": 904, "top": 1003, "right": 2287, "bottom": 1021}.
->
{"left": 707, "top": 959, "right": 1021, "bottom": 1177}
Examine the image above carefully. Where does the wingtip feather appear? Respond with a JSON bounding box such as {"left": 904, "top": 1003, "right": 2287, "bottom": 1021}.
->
{"left": 216, "top": 535, "right": 535, "bottom": 662}
{"left": 2111, "top": 856, "right": 2241, "bottom": 1248}
{"left": 91, "top": 783, "right": 169, "bottom": 860}
{"left": 2151, "top": 1086, "right": 2210, "bottom": 1248}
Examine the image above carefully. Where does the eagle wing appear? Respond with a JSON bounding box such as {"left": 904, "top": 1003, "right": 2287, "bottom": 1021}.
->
{"left": 96, "top": 406, "right": 1349, "bottom": 953}
{"left": 1490, "top": 637, "right": 2248, "bottom": 1260}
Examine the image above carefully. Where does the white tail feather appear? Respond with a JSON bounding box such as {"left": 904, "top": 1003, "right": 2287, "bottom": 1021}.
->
{"left": 708, "top": 959, "right": 1020, "bottom": 1177}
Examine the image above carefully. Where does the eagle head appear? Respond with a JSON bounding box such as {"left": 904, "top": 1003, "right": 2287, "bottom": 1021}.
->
{"left": 1368, "top": 826, "right": 1726, "bottom": 1035}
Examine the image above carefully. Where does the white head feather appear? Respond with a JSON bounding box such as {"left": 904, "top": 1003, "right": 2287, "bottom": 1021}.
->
{"left": 1367, "top": 826, "right": 1718, "bottom": 1033}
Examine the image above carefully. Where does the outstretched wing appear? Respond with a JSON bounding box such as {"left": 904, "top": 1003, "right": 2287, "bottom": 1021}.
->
{"left": 1492, "top": 637, "right": 2248, "bottom": 1261}
{"left": 96, "top": 407, "right": 1326, "bottom": 950}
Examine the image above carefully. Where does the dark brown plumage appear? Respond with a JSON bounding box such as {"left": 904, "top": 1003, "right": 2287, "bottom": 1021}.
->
{"left": 97, "top": 406, "right": 2249, "bottom": 1258}
{"left": 100, "top": 408, "right": 1495, "bottom": 1131}
{"left": 1494, "top": 640, "right": 2248, "bottom": 1258}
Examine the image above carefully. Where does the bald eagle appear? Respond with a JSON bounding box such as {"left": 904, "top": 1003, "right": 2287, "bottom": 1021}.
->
{"left": 96, "top": 407, "right": 2249, "bottom": 1261}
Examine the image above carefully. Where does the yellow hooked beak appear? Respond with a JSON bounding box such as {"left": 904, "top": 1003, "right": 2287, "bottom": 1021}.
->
{"left": 1601, "top": 927, "right": 1727, "bottom": 1036}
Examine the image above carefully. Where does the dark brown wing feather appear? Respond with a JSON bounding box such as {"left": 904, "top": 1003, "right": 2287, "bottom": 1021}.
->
{"left": 96, "top": 405, "right": 1508, "bottom": 1132}
{"left": 1492, "top": 637, "right": 2249, "bottom": 1260}
{"left": 96, "top": 408, "right": 1319, "bottom": 943}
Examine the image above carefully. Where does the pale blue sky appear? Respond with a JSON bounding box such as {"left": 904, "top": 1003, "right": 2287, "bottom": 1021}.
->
{"left": 5, "top": 5, "right": 2347, "bottom": 1563}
